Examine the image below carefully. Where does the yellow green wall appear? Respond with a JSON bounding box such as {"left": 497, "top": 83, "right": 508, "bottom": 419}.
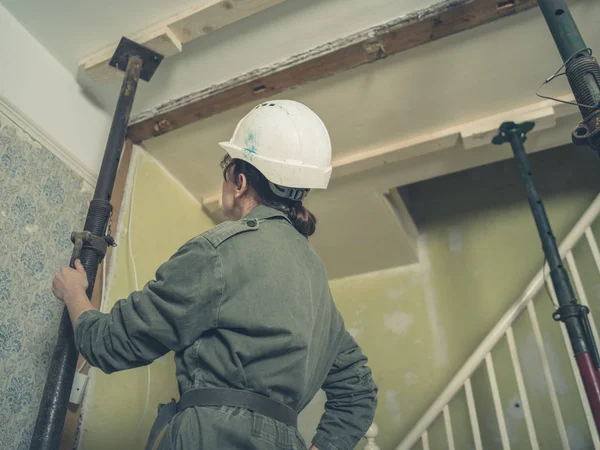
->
{"left": 78, "top": 144, "right": 600, "bottom": 450}
{"left": 78, "top": 148, "right": 215, "bottom": 450}
{"left": 329, "top": 145, "right": 600, "bottom": 449}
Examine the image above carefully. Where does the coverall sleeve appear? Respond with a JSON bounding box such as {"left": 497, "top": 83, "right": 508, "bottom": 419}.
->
{"left": 312, "top": 330, "right": 378, "bottom": 450}
{"left": 74, "top": 235, "right": 222, "bottom": 374}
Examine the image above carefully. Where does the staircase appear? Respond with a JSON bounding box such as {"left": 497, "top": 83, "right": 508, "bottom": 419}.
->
{"left": 397, "top": 193, "right": 600, "bottom": 450}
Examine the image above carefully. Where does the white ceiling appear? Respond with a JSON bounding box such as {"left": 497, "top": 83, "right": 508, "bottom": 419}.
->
{"left": 140, "top": 0, "right": 598, "bottom": 278}
{"left": 3, "top": 0, "right": 597, "bottom": 278}
{"left": 0, "top": 0, "right": 441, "bottom": 116}
{"left": 143, "top": 0, "right": 598, "bottom": 201}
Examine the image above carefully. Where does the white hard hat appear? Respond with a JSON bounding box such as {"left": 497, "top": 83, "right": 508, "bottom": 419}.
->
{"left": 219, "top": 100, "right": 332, "bottom": 189}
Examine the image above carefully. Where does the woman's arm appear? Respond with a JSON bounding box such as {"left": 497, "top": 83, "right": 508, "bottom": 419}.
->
{"left": 312, "top": 330, "right": 378, "bottom": 450}
{"left": 52, "top": 236, "right": 223, "bottom": 373}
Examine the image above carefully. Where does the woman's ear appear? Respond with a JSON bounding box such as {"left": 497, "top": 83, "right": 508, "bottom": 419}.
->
{"left": 234, "top": 173, "right": 249, "bottom": 198}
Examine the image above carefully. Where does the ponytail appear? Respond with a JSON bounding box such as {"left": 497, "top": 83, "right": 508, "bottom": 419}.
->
{"left": 278, "top": 201, "right": 317, "bottom": 238}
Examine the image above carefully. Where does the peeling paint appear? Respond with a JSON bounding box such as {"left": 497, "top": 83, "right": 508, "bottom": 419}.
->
{"left": 384, "top": 390, "right": 402, "bottom": 424}
{"left": 521, "top": 333, "right": 569, "bottom": 394}
{"left": 384, "top": 312, "right": 414, "bottom": 336}
{"left": 404, "top": 372, "right": 419, "bottom": 386}
{"left": 353, "top": 304, "right": 368, "bottom": 317}
{"left": 420, "top": 235, "right": 449, "bottom": 367}
{"left": 347, "top": 327, "right": 363, "bottom": 339}
{"left": 484, "top": 414, "right": 503, "bottom": 447}
{"left": 387, "top": 288, "right": 402, "bottom": 299}
{"left": 566, "top": 425, "right": 588, "bottom": 450}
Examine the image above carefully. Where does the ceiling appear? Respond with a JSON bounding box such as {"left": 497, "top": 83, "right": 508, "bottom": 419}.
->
{"left": 139, "top": 0, "right": 598, "bottom": 278}
{"left": 3, "top": 0, "right": 597, "bottom": 278}
{"left": 141, "top": 0, "right": 595, "bottom": 199}
{"left": 0, "top": 0, "right": 440, "bottom": 116}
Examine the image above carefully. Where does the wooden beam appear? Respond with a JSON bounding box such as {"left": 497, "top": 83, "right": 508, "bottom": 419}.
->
{"left": 80, "top": 0, "right": 286, "bottom": 84}
{"left": 59, "top": 139, "right": 134, "bottom": 450}
{"left": 127, "top": 0, "right": 539, "bottom": 142}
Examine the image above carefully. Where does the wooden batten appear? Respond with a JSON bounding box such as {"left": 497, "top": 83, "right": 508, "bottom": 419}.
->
{"left": 80, "top": 0, "right": 286, "bottom": 84}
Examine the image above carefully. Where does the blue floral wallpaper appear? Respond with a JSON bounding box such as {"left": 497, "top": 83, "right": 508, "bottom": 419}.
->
{"left": 0, "top": 110, "right": 91, "bottom": 449}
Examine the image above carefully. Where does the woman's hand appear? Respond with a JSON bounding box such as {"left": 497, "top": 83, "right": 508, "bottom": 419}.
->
{"left": 52, "top": 259, "right": 96, "bottom": 329}
{"left": 52, "top": 260, "right": 88, "bottom": 303}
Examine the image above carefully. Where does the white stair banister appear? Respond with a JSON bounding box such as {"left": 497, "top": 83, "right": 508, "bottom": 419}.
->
{"left": 442, "top": 405, "right": 455, "bottom": 450}
{"left": 527, "top": 301, "right": 570, "bottom": 449}
{"left": 364, "top": 423, "right": 380, "bottom": 450}
{"left": 396, "top": 193, "right": 600, "bottom": 450}
{"left": 465, "top": 378, "right": 483, "bottom": 450}
{"left": 485, "top": 353, "right": 511, "bottom": 450}
{"left": 584, "top": 228, "right": 600, "bottom": 274}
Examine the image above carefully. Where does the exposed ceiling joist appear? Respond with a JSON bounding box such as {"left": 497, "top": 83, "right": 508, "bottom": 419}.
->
{"left": 127, "top": 0, "right": 539, "bottom": 142}
{"left": 80, "top": 0, "right": 286, "bottom": 84}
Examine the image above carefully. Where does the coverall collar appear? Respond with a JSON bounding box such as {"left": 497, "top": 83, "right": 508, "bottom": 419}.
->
{"left": 244, "top": 205, "right": 292, "bottom": 224}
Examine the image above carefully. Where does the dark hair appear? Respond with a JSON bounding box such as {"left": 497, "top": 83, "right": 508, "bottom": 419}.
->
{"left": 221, "top": 155, "right": 317, "bottom": 237}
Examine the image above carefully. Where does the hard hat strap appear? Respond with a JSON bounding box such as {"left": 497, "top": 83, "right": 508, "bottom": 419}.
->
{"left": 268, "top": 182, "right": 309, "bottom": 202}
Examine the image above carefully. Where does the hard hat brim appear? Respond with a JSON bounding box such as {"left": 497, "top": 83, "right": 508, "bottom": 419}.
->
{"left": 219, "top": 142, "right": 331, "bottom": 190}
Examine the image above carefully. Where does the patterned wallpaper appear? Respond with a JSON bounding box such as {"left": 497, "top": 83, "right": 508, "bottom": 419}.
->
{"left": 0, "top": 109, "right": 91, "bottom": 449}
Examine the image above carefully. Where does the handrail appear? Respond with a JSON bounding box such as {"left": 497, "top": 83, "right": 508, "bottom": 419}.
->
{"left": 396, "top": 193, "right": 600, "bottom": 450}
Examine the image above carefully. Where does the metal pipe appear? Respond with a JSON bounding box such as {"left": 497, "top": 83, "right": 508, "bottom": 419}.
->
{"left": 94, "top": 56, "right": 142, "bottom": 201}
{"left": 495, "top": 121, "right": 600, "bottom": 436}
{"left": 576, "top": 352, "right": 600, "bottom": 433}
{"left": 537, "top": 0, "right": 586, "bottom": 62}
{"left": 29, "top": 55, "right": 143, "bottom": 450}
{"left": 537, "top": 0, "right": 600, "bottom": 154}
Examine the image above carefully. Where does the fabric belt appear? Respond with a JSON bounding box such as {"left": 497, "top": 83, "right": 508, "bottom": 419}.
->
{"left": 146, "top": 400, "right": 177, "bottom": 450}
{"left": 177, "top": 388, "right": 298, "bottom": 427}
{"left": 146, "top": 389, "right": 298, "bottom": 450}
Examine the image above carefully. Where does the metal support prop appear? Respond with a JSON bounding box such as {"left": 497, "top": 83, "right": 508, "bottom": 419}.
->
{"left": 493, "top": 121, "right": 600, "bottom": 436}
{"left": 537, "top": 0, "right": 600, "bottom": 155}
{"left": 29, "top": 38, "right": 163, "bottom": 450}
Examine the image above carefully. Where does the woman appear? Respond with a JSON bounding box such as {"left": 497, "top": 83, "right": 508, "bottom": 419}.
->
{"left": 53, "top": 100, "right": 378, "bottom": 450}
